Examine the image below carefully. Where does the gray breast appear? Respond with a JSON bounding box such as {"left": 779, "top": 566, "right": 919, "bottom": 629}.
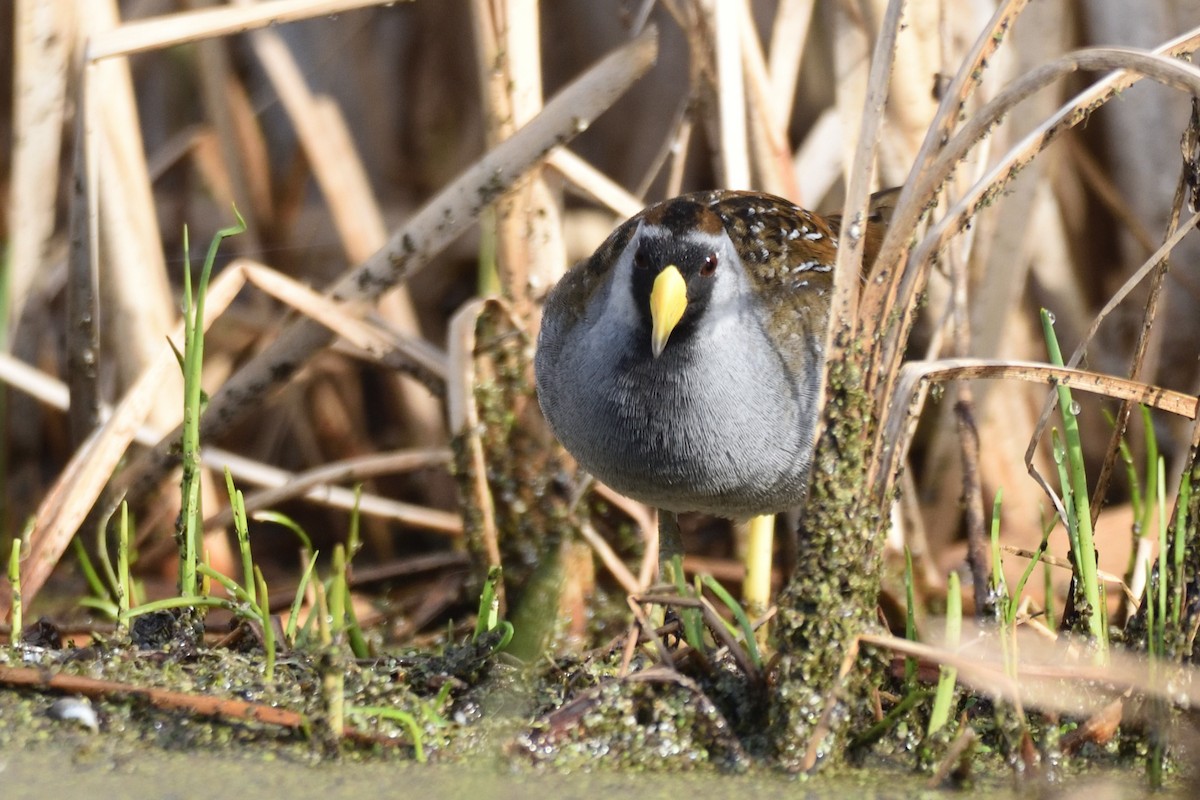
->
{"left": 536, "top": 304, "right": 820, "bottom": 518}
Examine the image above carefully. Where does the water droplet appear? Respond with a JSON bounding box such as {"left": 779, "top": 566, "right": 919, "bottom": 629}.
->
{"left": 1045, "top": 311, "right": 1056, "bottom": 324}
{"left": 1069, "top": 400, "right": 1081, "bottom": 416}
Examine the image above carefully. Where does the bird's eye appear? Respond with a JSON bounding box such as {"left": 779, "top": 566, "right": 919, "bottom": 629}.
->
{"left": 633, "top": 246, "right": 649, "bottom": 270}
{"left": 700, "top": 253, "right": 719, "bottom": 277}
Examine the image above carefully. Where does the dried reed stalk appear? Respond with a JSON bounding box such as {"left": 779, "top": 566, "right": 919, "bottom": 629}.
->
{"left": 470, "top": 0, "right": 566, "bottom": 312}
{"left": 110, "top": 27, "right": 659, "bottom": 514}
{"left": 446, "top": 297, "right": 504, "bottom": 578}
{"left": 7, "top": 0, "right": 73, "bottom": 327}
{"left": 0, "top": 350, "right": 433, "bottom": 534}
{"left": 867, "top": 40, "right": 1200, "bottom": 508}
{"left": 236, "top": 8, "right": 443, "bottom": 443}
{"left": 765, "top": 0, "right": 814, "bottom": 133}
{"left": 185, "top": 0, "right": 266, "bottom": 253}
{"left": 85, "top": 0, "right": 397, "bottom": 60}
{"left": 710, "top": 0, "right": 750, "bottom": 188}
{"left": 737, "top": 1, "right": 797, "bottom": 198}
{"left": 79, "top": 1, "right": 179, "bottom": 432}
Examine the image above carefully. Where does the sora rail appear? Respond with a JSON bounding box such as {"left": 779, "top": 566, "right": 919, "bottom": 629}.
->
{"left": 535, "top": 189, "right": 888, "bottom": 565}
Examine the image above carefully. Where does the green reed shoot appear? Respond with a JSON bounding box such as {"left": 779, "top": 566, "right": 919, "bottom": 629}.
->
{"left": 1042, "top": 308, "right": 1106, "bottom": 654}
{"left": 346, "top": 705, "right": 428, "bottom": 763}
{"left": 904, "top": 545, "right": 917, "bottom": 686}
{"left": 286, "top": 551, "right": 320, "bottom": 646}
{"left": 224, "top": 468, "right": 255, "bottom": 607}
{"left": 7, "top": 535, "right": 21, "bottom": 643}
{"left": 1172, "top": 473, "right": 1189, "bottom": 632}
{"left": 1043, "top": 557, "right": 1056, "bottom": 633}
{"left": 473, "top": 565, "right": 514, "bottom": 650}
{"left": 117, "top": 501, "right": 131, "bottom": 626}
{"left": 178, "top": 212, "right": 245, "bottom": 598}
{"left": 255, "top": 565, "right": 275, "bottom": 680}
{"left": 928, "top": 571, "right": 962, "bottom": 736}
{"left": 343, "top": 486, "right": 368, "bottom": 658}
{"left": 73, "top": 538, "right": 119, "bottom": 620}
{"left": 698, "top": 573, "right": 762, "bottom": 670}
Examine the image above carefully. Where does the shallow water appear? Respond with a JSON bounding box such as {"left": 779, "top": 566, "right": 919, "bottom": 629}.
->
{"left": 0, "top": 741, "right": 1166, "bottom": 800}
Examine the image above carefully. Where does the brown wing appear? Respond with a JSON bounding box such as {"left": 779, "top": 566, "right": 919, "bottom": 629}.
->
{"left": 822, "top": 187, "right": 900, "bottom": 271}
{"left": 703, "top": 190, "right": 837, "bottom": 340}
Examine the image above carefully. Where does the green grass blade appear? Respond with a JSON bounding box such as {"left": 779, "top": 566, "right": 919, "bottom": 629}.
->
{"left": 287, "top": 550, "right": 320, "bottom": 646}
{"left": 346, "top": 705, "right": 427, "bottom": 763}
{"left": 474, "top": 566, "right": 504, "bottom": 641}
{"left": 255, "top": 565, "right": 275, "bottom": 680}
{"left": 1042, "top": 309, "right": 1105, "bottom": 653}
{"left": 8, "top": 537, "right": 22, "bottom": 641}
{"left": 699, "top": 573, "right": 762, "bottom": 670}
{"left": 72, "top": 537, "right": 114, "bottom": 615}
{"left": 1172, "top": 470, "right": 1190, "bottom": 628}
{"left": 224, "top": 468, "right": 255, "bottom": 607}
{"left": 904, "top": 546, "right": 917, "bottom": 686}
{"left": 117, "top": 501, "right": 131, "bottom": 626}
{"left": 928, "top": 571, "right": 962, "bottom": 736}
{"left": 251, "top": 511, "right": 313, "bottom": 553}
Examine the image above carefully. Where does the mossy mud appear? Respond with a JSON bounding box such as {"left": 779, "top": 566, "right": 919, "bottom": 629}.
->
{"left": 0, "top": 613, "right": 1186, "bottom": 799}
{"left": 771, "top": 352, "right": 887, "bottom": 768}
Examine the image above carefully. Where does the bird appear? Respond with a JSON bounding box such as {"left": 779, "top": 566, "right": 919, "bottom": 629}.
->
{"left": 534, "top": 189, "right": 889, "bottom": 582}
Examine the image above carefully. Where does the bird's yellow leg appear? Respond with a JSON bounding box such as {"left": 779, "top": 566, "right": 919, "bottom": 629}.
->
{"left": 743, "top": 514, "right": 774, "bottom": 650}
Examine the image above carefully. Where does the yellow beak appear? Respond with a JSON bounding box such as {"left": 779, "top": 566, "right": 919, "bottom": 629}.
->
{"left": 649, "top": 265, "right": 687, "bottom": 358}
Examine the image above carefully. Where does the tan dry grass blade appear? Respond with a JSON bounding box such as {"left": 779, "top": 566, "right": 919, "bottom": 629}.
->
{"left": 471, "top": 0, "right": 566, "bottom": 308}
{"left": 236, "top": 21, "right": 443, "bottom": 442}
{"left": 854, "top": 2, "right": 1034, "bottom": 472}
{"left": 241, "top": 22, "right": 386, "bottom": 264}
{"left": 882, "top": 0, "right": 1031, "bottom": 232}
{"left": 79, "top": 2, "right": 179, "bottom": 432}
{"left": 6, "top": 262, "right": 247, "bottom": 613}
{"left": 546, "top": 149, "right": 642, "bottom": 219}
{"left": 823, "top": 0, "right": 906, "bottom": 357}
{"left": 765, "top": 0, "right": 815, "bottom": 132}
{"left": 1000, "top": 545, "right": 1138, "bottom": 608}
{"left": 238, "top": 260, "right": 448, "bottom": 381}
{"left": 592, "top": 484, "right": 659, "bottom": 591}
{"left": 874, "top": 43, "right": 1200, "bottom": 386}
{"left": 738, "top": 0, "right": 798, "bottom": 199}
{"left": 711, "top": 0, "right": 750, "bottom": 189}
{"left": 0, "top": 350, "right": 447, "bottom": 537}
{"left": 881, "top": 357, "right": 1199, "bottom": 488}
{"left": 867, "top": 42, "right": 1200, "bottom": 506}
{"left": 861, "top": 624, "right": 1200, "bottom": 721}
{"left": 791, "top": 108, "right": 843, "bottom": 207}
{"left": 0, "top": 355, "right": 73, "bottom": 413}
{"left": 446, "top": 298, "right": 504, "bottom": 575}
{"left": 577, "top": 521, "right": 642, "bottom": 597}
{"left": 203, "top": 449, "right": 459, "bottom": 536}
{"left": 112, "top": 26, "right": 659, "bottom": 502}
{"left": 875, "top": 0, "right": 952, "bottom": 188}
{"left": 189, "top": 34, "right": 266, "bottom": 253}
{"left": 7, "top": 0, "right": 73, "bottom": 326}
{"left": 202, "top": 451, "right": 449, "bottom": 533}
{"left": 85, "top": 0, "right": 398, "bottom": 60}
